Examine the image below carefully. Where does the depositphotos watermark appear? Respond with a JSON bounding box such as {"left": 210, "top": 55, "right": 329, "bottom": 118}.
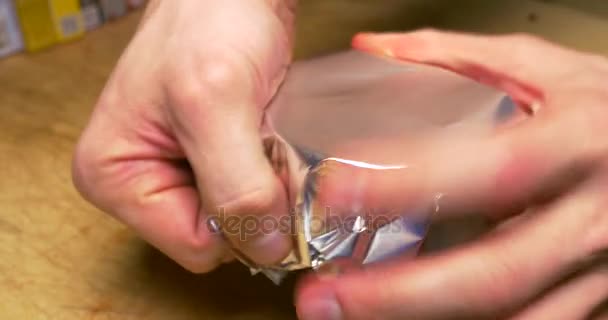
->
{"left": 206, "top": 207, "right": 415, "bottom": 241}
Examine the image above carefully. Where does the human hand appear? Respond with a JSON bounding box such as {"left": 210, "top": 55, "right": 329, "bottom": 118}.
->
{"left": 296, "top": 30, "right": 608, "bottom": 320}
{"left": 72, "top": 0, "right": 296, "bottom": 273}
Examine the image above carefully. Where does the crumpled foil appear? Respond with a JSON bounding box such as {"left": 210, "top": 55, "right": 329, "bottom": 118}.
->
{"left": 220, "top": 51, "right": 516, "bottom": 284}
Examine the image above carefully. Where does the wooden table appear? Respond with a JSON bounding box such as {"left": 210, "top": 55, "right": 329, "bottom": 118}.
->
{"left": 1, "top": 1, "right": 607, "bottom": 319}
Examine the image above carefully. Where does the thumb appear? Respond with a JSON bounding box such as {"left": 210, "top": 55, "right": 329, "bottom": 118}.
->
{"left": 168, "top": 59, "right": 291, "bottom": 266}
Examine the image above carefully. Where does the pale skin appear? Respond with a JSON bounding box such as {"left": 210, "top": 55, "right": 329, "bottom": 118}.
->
{"left": 73, "top": 0, "right": 297, "bottom": 271}
{"left": 72, "top": 1, "right": 608, "bottom": 319}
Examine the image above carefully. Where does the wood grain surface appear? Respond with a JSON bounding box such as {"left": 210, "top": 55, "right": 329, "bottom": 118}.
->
{"left": 1, "top": 1, "right": 607, "bottom": 319}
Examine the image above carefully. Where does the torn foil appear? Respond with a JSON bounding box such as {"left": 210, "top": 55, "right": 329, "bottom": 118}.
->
{"left": 218, "top": 51, "right": 517, "bottom": 284}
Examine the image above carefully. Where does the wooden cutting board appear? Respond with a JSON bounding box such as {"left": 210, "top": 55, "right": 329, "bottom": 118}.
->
{"left": 1, "top": 1, "right": 607, "bottom": 319}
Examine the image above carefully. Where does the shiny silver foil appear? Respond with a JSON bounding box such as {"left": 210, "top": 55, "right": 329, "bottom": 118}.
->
{"left": 227, "top": 51, "right": 516, "bottom": 284}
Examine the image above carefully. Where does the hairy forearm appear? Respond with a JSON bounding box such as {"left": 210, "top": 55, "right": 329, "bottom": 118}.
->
{"left": 140, "top": 0, "right": 297, "bottom": 34}
{"left": 143, "top": 0, "right": 297, "bottom": 17}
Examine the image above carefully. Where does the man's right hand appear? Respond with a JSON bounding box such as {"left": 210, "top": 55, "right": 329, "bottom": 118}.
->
{"left": 73, "top": 0, "right": 297, "bottom": 273}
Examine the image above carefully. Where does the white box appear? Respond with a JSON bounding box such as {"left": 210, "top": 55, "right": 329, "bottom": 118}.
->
{"left": 0, "top": 0, "right": 23, "bottom": 58}
{"left": 81, "top": 0, "right": 103, "bottom": 30}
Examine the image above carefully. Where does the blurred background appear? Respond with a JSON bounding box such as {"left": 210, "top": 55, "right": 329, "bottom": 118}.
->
{"left": 0, "top": 0, "right": 607, "bottom": 319}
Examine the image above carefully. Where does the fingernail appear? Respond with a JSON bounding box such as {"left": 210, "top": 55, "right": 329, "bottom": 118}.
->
{"left": 297, "top": 284, "right": 342, "bottom": 320}
{"left": 382, "top": 48, "right": 396, "bottom": 58}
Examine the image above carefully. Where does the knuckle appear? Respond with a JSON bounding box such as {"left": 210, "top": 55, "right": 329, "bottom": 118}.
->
{"left": 165, "top": 77, "right": 208, "bottom": 117}
{"left": 198, "top": 57, "right": 247, "bottom": 92}
{"left": 167, "top": 55, "right": 252, "bottom": 115}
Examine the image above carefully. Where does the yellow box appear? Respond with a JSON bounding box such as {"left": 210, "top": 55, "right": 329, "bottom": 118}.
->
{"left": 16, "top": 0, "right": 56, "bottom": 51}
{"left": 0, "top": 0, "right": 24, "bottom": 58}
{"left": 16, "top": 0, "right": 84, "bottom": 52}
{"left": 49, "top": 0, "right": 84, "bottom": 42}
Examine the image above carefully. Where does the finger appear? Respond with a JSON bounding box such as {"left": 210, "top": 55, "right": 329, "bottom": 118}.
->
{"left": 296, "top": 180, "right": 606, "bottom": 320}
{"left": 316, "top": 95, "right": 606, "bottom": 222}
{"left": 168, "top": 56, "right": 291, "bottom": 265}
{"left": 320, "top": 30, "right": 608, "bottom": 221}
{"left": 352, "top": 29, "right": 597, "bottom": 106}
{"left": 510, "top": 264, "right": 608, "bottom": 320}
{"left": 73, "top": 117, "right": 229, "bottom": 273}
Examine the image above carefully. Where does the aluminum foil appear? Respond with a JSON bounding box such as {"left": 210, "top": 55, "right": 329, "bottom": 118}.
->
{"left": 223, "top": 51, "right": 517, "bottom": 284}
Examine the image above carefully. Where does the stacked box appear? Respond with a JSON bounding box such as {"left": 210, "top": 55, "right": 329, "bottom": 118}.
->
{"left": 98, "top": 0, "right": 125, "bottom": 20}
{"left": 80, "top": 0, "right": 102, "bottom": 30}
{"left": 15, "top": 0, "right": 56, "bottom": 51}
{"left": 16, "top": 0, "right": 84, "bottom": 51}
{"left": 5, "top": 0, "right": 137, "bottom": 56}
{"left": 0, "top": 0, "right": 24, "bottom": 58}
{"left": 50, "top": 0, "right": 85, "bottom": 42}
